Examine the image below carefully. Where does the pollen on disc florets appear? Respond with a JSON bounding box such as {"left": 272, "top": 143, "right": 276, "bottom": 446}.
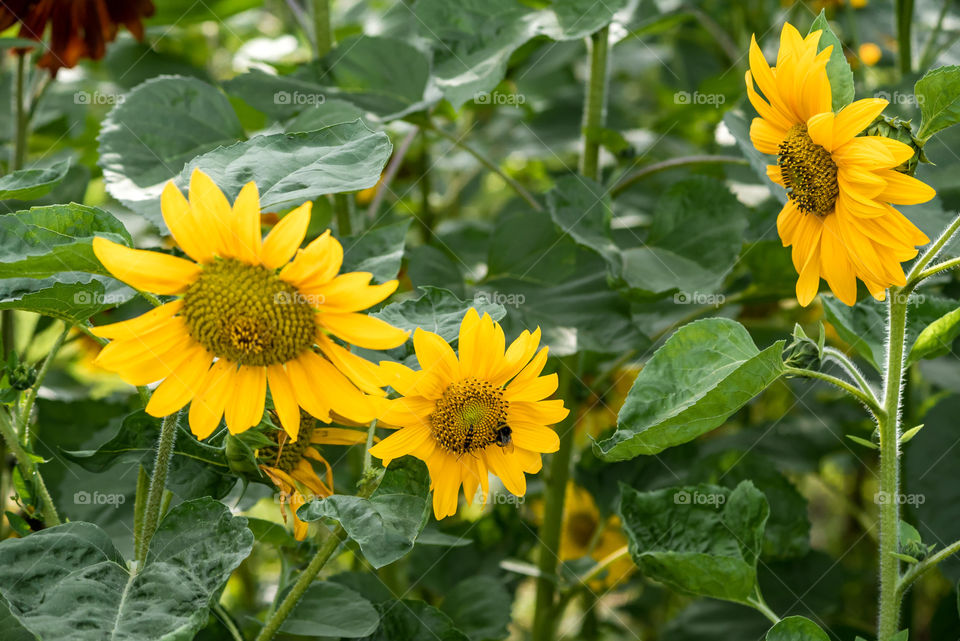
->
{"left": 182, "top": 258, "right": 316, "bottom": 366}
{"left": 778, "top": 123, "right": 840, "bottom": 217}
{"left": 430, "top": 378, "right": 508, "bottom": 455}
{"left": 259, "top": 414, "right": 316, "bottom": 472}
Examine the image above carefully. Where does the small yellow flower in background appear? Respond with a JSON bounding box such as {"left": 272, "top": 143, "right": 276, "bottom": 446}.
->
{"left": 258, "top": 412, "right": 369, "bottom": 540}
{"left": 91, "top": 169, "right": 408, "bottom": 440}
{"left": 534, "top": 484, "right": 634, "bottom": 589}
{"left": 850, "top": 0, "right": 868, "bottom": 8}
{"left": 746, "top": 23, "right": 935, "bottom": 306}
{"left": 859, "top": 42, "right": 882, "bottom": 67}
{"left": 369, "top": 309, "right": 568, "bottom": 519}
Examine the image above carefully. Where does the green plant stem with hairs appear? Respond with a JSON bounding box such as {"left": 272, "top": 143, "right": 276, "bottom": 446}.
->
{"left": 0, "top": 409, "right": 59, "bottom": 526}
{"left": 580, "top": 25, "right": 610, "bottom": 181}
{"left": 135, "top": 411, "right": 181, "bottom": 564}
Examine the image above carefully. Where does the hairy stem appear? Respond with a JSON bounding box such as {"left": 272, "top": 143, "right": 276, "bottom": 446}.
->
{"left": 878, "top": 287, "right": 908, "bottom": 640}
{"left": 532, "top": 358, "right": 578, "bottom": 641}
{"left": 896, "top": 538, "right": 960, "bottom": 603}
{"left": 20, "top": 324, "right": 70, "bottom": 442}
{"left": 0, "top": 409, "right": 59, "bottom": 526}
{"left": 907, "top": 212, "right": 960, "bottom": 282}
{"left": 135, "top": 412, "right": 180, "bottom": 564}
{"left": 785, "top": 367, "right": 884, "bottom": 419}
{"left": 580, "top": 25, "right": 610, "bottom": 181}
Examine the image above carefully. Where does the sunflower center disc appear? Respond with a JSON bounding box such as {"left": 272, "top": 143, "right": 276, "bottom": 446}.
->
{"left": 259, "top": 415, "right": 316, "bottom": 472}
{"left": 430, "top": 378, "right": 508, "bottom": 455}
{"left": 566, "top": 511, "right": 598, "bottom": 548}
{"left": 778, "top": 123, "right": 840, "bottom": 217}
{"left": 182, "top": 258, "right": 316, "bottom": 366}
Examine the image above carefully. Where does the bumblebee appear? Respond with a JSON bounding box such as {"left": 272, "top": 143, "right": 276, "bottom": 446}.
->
{"left": 494, "top": 422, "right": 514, "bottom": 454}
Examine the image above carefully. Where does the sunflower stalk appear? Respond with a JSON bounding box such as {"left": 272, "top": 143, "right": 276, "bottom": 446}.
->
{"left": 255, "top": 473, "right": 380, "bottom": 641}
{"left": 0, "top": 408, "right": 59, "bottom": 526}
{"left": 896, "top": 0, "right": 914, "bottom": 76}
{"left": 531, "top": 356, "right": 579, "bottom": 641}
{"left": 877, "top": 287, "right": 909, "bottom": 640}
{"left": 311, "top": 0, "right": 332, "bottom": 59}
{"left": 135, "top": 411, "right": 181, "bottom": 565}
{"left": 580, "top": 25, "right": 610, "bottom": 181}
{"left": 19, "top": 324, "right": 71, "bottom": 443}
{"left": 3, "top": 53, "right": 29, "bottom": 361}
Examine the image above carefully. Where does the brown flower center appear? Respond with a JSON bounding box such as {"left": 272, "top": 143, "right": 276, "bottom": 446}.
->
{"left": 259, "top": 415, "right": 316, "bottom": 472}
{"left": 181, "top": 258, "right": 316, "bottom": 366}
{"left": 430, "top": 378, "right": 508, "bottom": 455}
{"left": 778, "top": 123, "right": 839, "bottom": 217}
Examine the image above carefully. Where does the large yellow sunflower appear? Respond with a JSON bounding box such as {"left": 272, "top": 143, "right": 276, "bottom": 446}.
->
{"left": 91, "top": 169, "right": 408, "bottom": 440}
{"left": 747, "top": 23, "right": 935, "bottom": 305}
{"left": 368, "top": 309, "right": 568, "bottom": 519}
{"left": 258, "top": 412, "right": 369, "bottom": 540}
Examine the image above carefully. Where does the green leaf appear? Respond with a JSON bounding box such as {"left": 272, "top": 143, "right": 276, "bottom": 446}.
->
{"left": 414, "top": 0, "right": 629, "bottom": 108}
{"left": 0, "top": 204, "right": 130, "bottom": 278}
{"left": 0, "top": 498, "right": 252, "bottom": 641}
{"left": 915, "top": 66, "right": 960, "bottom": 142}
{"left": 225, "top": 36, "right": 435, "bottom": 121}
{"left": 722, "top": 110, "right": 787, "bottom": 204}
{"left": 440, "top": 576, "right": 511, "bottom": 641}
{"left": 595, "top": 319, "right": 784, "bottom": 460}
{"left": 245, "top": 517, "right": 298, "bottom": 548}
{"left": 99, "top": 76, "right": 244, "bottom": 224}
{"left": 808, "top": 11, "right": 854, "bottom": 110}
{"left": 62, "top": 411, "right": 235, "bottom": 501}
{"left": 148, "top": 0, "right": 258, "bottom": 25}
{"left": 546, "top": 175, "right": 619, "bottom": 274}
{"left": 341, "top": 220, "right": 412, "bottom": 284}
{"left": 279, "top": 582, "right": 380, "bottom": 637}
{"left": 618, "top": 481, "right": 769, "bottom": 602}
{"left": 0, "top": 160, "right": 70, "bottom": 200}
{"left": 373, "top": 287, "right": 506, "bottom": 345}
{"left": 298, "top": 457, "right": 431, "bottom": 568}
{"left": 620, "top": 177, "right": 747, "bottom": 297}
{"left": 766, "top": 616, "right": 830, "bottom": 641}
{"left": 909, "top": 305, "right": 960, "bottom": 364}
{"left": 283, "top": 99, "right": 366, "bottom": 132}
{"left": 367, "top": 600, "right": 469, "bottom": 641}
{"left": 0, "top": 273, "right": 134, "bottom": 323}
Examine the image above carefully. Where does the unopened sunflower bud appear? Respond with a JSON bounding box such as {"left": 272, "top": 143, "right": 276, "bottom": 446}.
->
{"left": 865, "top": 115, "right": 929, "bottom": 175}
{"left": 8, "top": 363, "right": 36, "bottom": 391}
{"left": 783, "top": 323, "right": 823, "bottom": 370}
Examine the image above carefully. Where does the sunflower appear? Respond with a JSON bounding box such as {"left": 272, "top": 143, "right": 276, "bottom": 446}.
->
{"left": 368, "top": 309, "right": 568, "bottom": 519}
{"left": 0, "top": 0, "right": 155, "bottom": 73}
{"left": 746, "top": 23, "right": 935, "bottom": 306}
{"left": 91, "top": 169, "right": 408, "bottom": 441}
{"left": 257, "top": 412, "right": 368, "bottom": 540}
{"left": 554, "top": 484, "right": 633, "bottom": 590}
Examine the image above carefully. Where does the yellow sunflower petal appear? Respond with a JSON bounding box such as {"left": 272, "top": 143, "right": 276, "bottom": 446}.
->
{"left": 510, "top": 422, "right": 560, "bottom": 453}
{"left": 796, "top": 245, "right": 821, "bottom": 307}
{"left": 145, "top": 346, "right": 213, "bottom": 418}
{"left": 224, "top": 365, "right": 266, "bottom": 434}
{"left": 319, "top": 312, "right": 409, "bottom": 350}
{"left": 189, "top": 169, "right": 232, "bottom": 258}
{"left": 413, "top": 327, "right": 458, "bottom": 382}
{"left": 806, "top": 111, "right": 834, "bottom": 151}
{"left": 188, "top": 359, "right": 234, "bottom": 439}
{"left": 484, "top": 445, "right": 526, "bottom": 497}
{"left": 776, "top": 200, "right": 802, "bottom": 246}
{"left": 267, "top": 364, "right": 300, "bottom": 440}
{"left": 93, "top": 237, "right": 200, "bottom": 295}
{"left": 509, "top": 399, "right": 569, "bottom": 425}
{"left": 316, "top": 335, "right": 386, "bottom": 396}
{"left": 875, "top": 170, "right": 936, "bottom": 205}
{"left": 368, "top": 425, "right": 432, "bottom": 462}
{"left": 750, "top": 118, "right": 787, "bottom": 155}
{"left": 286, "top": 354, "right": 332, "bottom": 422}
{"left": 298, "top": 350, "right": 376, "bottom": 423}
{"left": 279, "top": 230, "right": 343, "bottom": 289}
{"left": 820, "top": 217, "right": 859, "bottom": 305}
{"left": 430, "top": 452, "right": 462, "bottom": 519}
{"left": 95, "top": 317, "right": 191, "bottom": 371}
{"left": 833, "top": 98, "right": 888, "bottom": 145}
{"left": 231, "top": 180, "right": 263, "bottom": 264}
{"left": 489, "top": 327, "right": 541, "bottom": 388}
{"left": 505, "top": 372, "right": 558, "bottom": 402}
{"left": 112, "top": 333, "right": 198, "bottom": 386}
{"left": 161, "top": 181, "right": 214, "bottom": 263}
{"left": 312, "top": 427, "right": 369, "bottom": 445}
{"left": 308, "top": 274, "right": 399, "bottom": 313}
{"left": 262, "top": 202, "right": 311, "bottom": 270}
{"left": 90, "top": 299, "right": 183, "bottom": 339}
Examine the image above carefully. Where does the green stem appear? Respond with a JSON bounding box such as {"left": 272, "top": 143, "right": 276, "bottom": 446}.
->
{"left": 311, "top": 0, "right": 332, "bottom": 59}
{"left": 255, "top": 475, "right": 379, "bottom": 641}
{"left": 918, "top": 0, "right": 950, "bottom": 69}
{"left": 426, "top": 122, "right": 543, "bottom": 212}
{"left": 914, "top": 256, "right": 960, "bottom": 283}
{"left": 19, "top": 324, "right": 70, "bottom": 442}
{"left": 785, "top": 367, "right": 884, "bottom": 419}
{"left": 896, "top": 0, "right": 914, "bottom": 76}
{"left": 822, "top": 346, "right": 880, "bottom": 404}
{"left": 0, "top": 409, "right": 59, "bottom": 526}
{"left": 747, "top": 588, "right": 781, "bottom": 624}
{"left": 334, "top": 193, "right": 352, "bottom": 236}
{"left": 133, "top": 465, "right": 150, "bottom": 557}
{"left": 580, "top": 25, "right": 610, "bottom": 181}
{"left": 4, "top": 54, "right": 29, "bottom": 362}
{"left": 531, "top": 358, "right": 577, "bottom": 641}
{"left": 895, "top": 538, "right": 960, "bottom": 603}
{"left": 213, "top": 602, "right": 245, "bottom": 641}
{"left": 573, "top": 545, "right": 629, "bottom": 588}
{"left": 611, "top": 155, "right": 747, "bottom": 196}
{"left": 135, "top": 412, "right": 180, "bottom": 564}
{"left": 907, "top": 212, "right": 960, "bottom": 282}
{"left": 877, "top": 287, "right": 909, "bottom": 641}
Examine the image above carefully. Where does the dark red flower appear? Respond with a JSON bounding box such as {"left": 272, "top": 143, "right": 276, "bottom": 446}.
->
{"left": 0, "top": 0, "right": 155, "bottom": 73}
